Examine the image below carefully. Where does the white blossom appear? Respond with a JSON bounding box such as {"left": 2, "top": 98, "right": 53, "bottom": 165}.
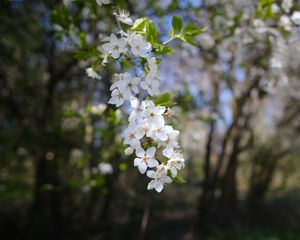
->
{"left": 98, "top": 163, "right": 113, "bottom": 174}
{"left": 279, "top": 15, "right": 292, "bottom": 31}
{"left": 142, "top": 101, "right": 165, "bottom": 127}
{"left": 86, "top": 67, "right": 102, "bottom": 80}
{"left": 123, "top": 124, "right": 142, "bottom": 148}
{"left": 98, "top": 8, "right": 185, "bottom": 192}
{"left": 102, "top": 34, "right": 127, "bottom": 59}
{"left": 125, "top": 32, "right": 152, "bottom": 57}
{"left": 271, "top": 4, "right": 280, "bottom": 14}
{"left": 146, "top": 166, "right": 172, "bottom": 192}
{"left": 124, "top": 146, "right": 134, "bottom": 155}
{"left": 113, "top": 9, "right": 133, "bottom": 25}
{"left": 291, "top": 11, "right": 300, "bottom": 25}
{"left": 123, "top": 73, "right": 140, "bottom": 94}
{"left": 108, "top": 88, "right": 125, "bottom": 107}
{"left": 167, "top": 151, "right": 185, "bottom": 177}
{"left": 129, "top": 97, "right": 143, "bottom": 122}
{"left": 91, "top": 103, "right": 107, "bottom": 114}
{"left": 134, "top": 147, "right": 159, "bottom": 174}
{"left": 141, "top": 79, "right": 160, "bottom": 96}
{"left": 281, "top": 0, "right": 293, "bottom": 13}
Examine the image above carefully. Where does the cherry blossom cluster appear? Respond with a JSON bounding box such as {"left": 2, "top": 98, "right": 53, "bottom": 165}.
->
{"left": 86, "top": 8, "right": 185, "bottom": 192}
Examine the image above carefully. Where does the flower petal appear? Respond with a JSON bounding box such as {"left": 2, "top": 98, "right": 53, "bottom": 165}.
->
{"left": 138, "top": 162, "right": 147, "bottom": 174}
{"left": 146, "top": 147, "right": 156, "bottom": 158}
{"left": 146, "top": 170, "right": 156, "bottom": 178}
{"left": 135, "top": 147, "right": 145, "bottom": 158}
{"left": 134, "top": 158, "right": 142, "bottom": 166}
{"left": 147, "top": 180, "right": 156, "bottom": 190}
{"left": 147, "top": 158, "right": 158, "bottom": 168}
{"left": 155, "top": 182, "right": 163, "bottom": 192}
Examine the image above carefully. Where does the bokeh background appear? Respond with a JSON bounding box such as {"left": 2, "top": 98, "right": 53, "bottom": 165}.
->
{"left": 1, "top": 0, "right": 300, "bottom": 239}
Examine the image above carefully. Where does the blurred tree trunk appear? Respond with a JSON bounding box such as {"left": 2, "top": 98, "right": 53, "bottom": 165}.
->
{"left": 199, "top": 71, "right": 219, "bottom": 221}
{"left": 247, "top": 146, "right": 288, "bottom": 211}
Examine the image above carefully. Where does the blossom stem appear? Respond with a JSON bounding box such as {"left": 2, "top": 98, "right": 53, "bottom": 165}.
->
{"left": 162, "top": 37, "right": 175, "bottom": 45}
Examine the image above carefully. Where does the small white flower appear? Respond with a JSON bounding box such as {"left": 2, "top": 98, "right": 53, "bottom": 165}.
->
{"left": 165, "top": 128, "right": 180, "bottom": 149}
{"left": 123, "top": 124, "right": 141, "bottom": 148}
{"left": 163, "top": 147, "right": 174, "bottom": 158}
{"left": 96, "top": 0, "right": 110, "bottom": 6}
{"left": 152, "top": 125, "right": 173, "bottom": 141}
{"left": 110, "top": 73, "right": 124, "bottom": 91}
{"left": 91, "top": 103, "right": 107, "bottom": 114}
{"left": 124, "top": 32, "right": 152, "bottom": 57}
{"left": 123, "top": 73, "right": 140, "bottom": 94}
{"left": 161, "top": 127, "right": 180, "bottom": 158}
{"left": 147, "top": 57, "right": 158, "bottom": 74}
{"left": 108, "top": 88, "right": 125, "bottom": 107}
{"left": 113, "top": 9, "right": 133, "bottom": 25}
{"left": 98, "top": 163, "right": 113, "bottom": 174}
{"left": 102, "top": 34, "right": 127, "bottom": 59}
{"left": 146, "top": 166, "right": 172, "bottom": 192}
{"left": 281, "top": 0, "right": 292, "bottom": 13}
{"left": 279, "top": 15, "right": 292, "bottom": 31}
{"left": 124, "top": 147, "right": 134, "bottom": 155}
{"left": 134, "top": 147, "right": 158, "bottom": 174}
{"left": 253, "top": 19, "right": 265, "bottom": 28}
{"left": 167, "top": 151, "right": 185, "bottom": 177}
{"left": 291, "top": 11, "right": 300, "bottom": 25}
{"left": 142, "top": 101, "right": 165, "bottom": 127}
{"left": 271, "top": 4, "right": 280, "bottom": 14}
{"left": 110, "top": 73, "right": 138, "bottom": 100}
{"left": 129, "top": 97, "right": 143, "bottom": 122}
{"left": 135, "top": 119, "right": 152, "bottom": 139}
{"left": 86, "top": 67, "right": 102, "bottom": 80}
{"left": 141, "top": 79, "right": 160, "bottom": 96}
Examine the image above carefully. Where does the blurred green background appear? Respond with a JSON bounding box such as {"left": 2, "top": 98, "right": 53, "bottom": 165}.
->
{"left": 1, "top": 0, "right": 300, "bottom": 239}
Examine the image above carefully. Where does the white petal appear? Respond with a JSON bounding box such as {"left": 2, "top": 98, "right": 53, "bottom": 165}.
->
{"left": 163, "top": 175, "right": 172, "bottom": 184}
{"left": 155, "top": 106, "right": 166, "bottom": 115}
{"left": 138, "top": 162, "right": 147, "bottom": 174}
{"left": 155, "top": 182, "right": 163, "bottom": 192}
{"left": 135, "top": 147, "right": 145, "bottom": 158}
{"left": 157, "top": 131, "right": 168, "bottom": 141}
{"left": 146, "top": 147, "right": 156, "bottom": 158}
{"left": 134, "top": 127, "right": 145, "bottom": 140}
{"left": 110, "top": 34, "right": 118, "bottom": 45}
{"left": 147, "top": 180, "right": 156, "bottom": 190}
{"left": 147, "top": 159, "right": 159, "bottom": 168}
{"left": 111, "top": 50, "right": 120, "bottom": 59}
{"left": 102, "top": 43, "right": 112, "bottom": 52}
{"left": 146, "top": 170, "right": 156, "bottom": 178}
{"left": 163, "top": 147, "right": 174, "bottom": 158}
{"left": 124, "top": 147, "right": 134, "bottom": 155}
{"left": 134, "top": 158, "right": 142, "bottom": 166}
{"left": 130, "top": 96, "right": 139, "bottom": 108}
{"left": 170, "top": 167, "right": 177, "bottom": 178}
{"left": 153, "top": 116, "right": 165, "bottom": 127}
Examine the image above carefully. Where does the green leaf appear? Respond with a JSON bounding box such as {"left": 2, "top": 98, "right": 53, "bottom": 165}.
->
{"left": 79, "top": 31, "right": 87, "bottom": 49}
{"left": 172, "top": 15, "right": 183, "bottom": 34}
{"left": 131, "top": 18, "right": 147, "bottom": 31}
{"left": 158, "top": 101, "right": 177, "bottom": 107}
{"left": 145, "top": 20, "right": 159, "bottom": 44}
{"left": 152, "top": 43, "right": 174, "bottom": 55}
{"left": 169, "top": 28, "right": 174, "bottom": 37}
{"left": 154, "top": 92, "right": 171, "bottom": 105}
{"left": 74, "top": 48, "right": 99, "bottom": 60}
{"left": 172, "top": 173, "right": 186, "bottom": 184}
{"left": 180, "top": 35, "right": 197, "bottom": 47}
{"left": 183, "top": 23, "right": 206, "bottom": 37}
